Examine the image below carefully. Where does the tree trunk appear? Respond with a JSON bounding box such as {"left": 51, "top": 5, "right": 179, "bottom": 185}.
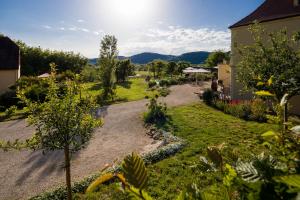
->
{"left": 64, "top": 145, "right": 72, "bottom": 200}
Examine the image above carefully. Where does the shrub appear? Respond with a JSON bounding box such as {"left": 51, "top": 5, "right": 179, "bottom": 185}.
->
{"left": 250, "top": 99, "right": 267, "bottom": 122}
{"left": 158, "top": 87, "right": 171, "bottom": 97}
{"left": 80, "top": 65, "right": 99, "bottom": 82}
{"left": 168, "top": 78, "right": 179, "bottom": 86}
{"left": 177, "top": 76, "right": 188, "bottom": 84}
{"left": 24, "top": 84, "right": 48, "bottom": 103}
{"left": 56, "top": 70, "right": 76, "bottom": 82}
{"left": 4, "top": 105, "right": 17, "bottom": 117}
{"left": 159, "top": 79, "right": 169, "bottom": 87}
{"left": 224, "top": 103, "right": 252, "bottom": 120}
{"left": 215, "top": 100, "right": 226, "bottom": 111}
{"left": 16, "top": 76, "right": 50, "bottom": 103}
{"left": 145, "top": 75, "right": 151, "bottom": 82}
{"left": 202, "top": 89, "right": 218, "bottom": 105}
{"left": 144, "top": 97, "right": 167, "bottom": 124}
{"left": 148, "top": 80, "right": 157, "bottom": 88}
{"left": 0, "top": 90, "right": 20, "bottom": 111}
{"left": 15, "top": 76, "right": 42, "bottom": 88}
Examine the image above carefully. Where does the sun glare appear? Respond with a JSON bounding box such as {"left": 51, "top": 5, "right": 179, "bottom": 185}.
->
{"left": 107, "top": 0, "right": 153, "bottom": 23}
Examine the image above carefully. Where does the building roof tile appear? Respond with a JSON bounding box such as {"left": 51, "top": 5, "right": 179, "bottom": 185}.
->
{"left": 230, "top": 0, "right": 300, "bottom": 29}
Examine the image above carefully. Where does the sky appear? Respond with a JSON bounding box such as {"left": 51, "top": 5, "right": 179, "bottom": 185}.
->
{"left": 0, "top": 0, "right": 264, "bottom": 58}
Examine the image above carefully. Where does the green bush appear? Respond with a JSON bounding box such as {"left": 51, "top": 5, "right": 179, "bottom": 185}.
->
{"left": 144, "top": 97, "right": 167, "bottom": 124}
{"left": 4, "top": 105, "right": 17, "bottom": 117}
{"left": 250, "top": 99, "right": 267, "bottom": 122}
{"left": 158, "top": 87, "right": 170, "bottom": 97}
{"left": 214, "top": 99, "right": 268, "bottom": 122}
{"left": 202, "top": 89, "right": 217, "bottom": 105}
{"left": 56, "top": 70, "right": 76, "bottom": 82}
{"left": 80, "top": 65, "right": 99, "bottom": 82}
{"left": 0, "top": 90, "right": 20, "bottom": 111}
{"left": 224, "top": 103, "right": 252, "bottom": 120}
{"left": 177, "top": 76, "right": 188, "bottom": 84}
{"left": 167, "top": 78, "right": 179, "bottom": 86}
{"left": 159, "top": 79, "right": 169, "bottom": 87}
{"left": 215, "top": 100, "right": 226, "bottom": 111}
{"left": 24, "top": 84, "right": 49, "bottom": 103}
{"left": 148, "top": 80, "right": 157, "bottom": 88}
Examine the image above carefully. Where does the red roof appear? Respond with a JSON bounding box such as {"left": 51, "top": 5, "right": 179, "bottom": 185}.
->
{"left": 230, "top": 0, "right": 300, "bottom": 29}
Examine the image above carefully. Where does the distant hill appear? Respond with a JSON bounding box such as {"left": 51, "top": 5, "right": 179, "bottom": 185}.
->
{"left": 173, "top": 51, "right": 210, "bottom": 64}
{"left": 129, "top": 52, "right": 176, "bottom": 64}
{"left": 89, "top": 51, "right": 210, "bottom": 65}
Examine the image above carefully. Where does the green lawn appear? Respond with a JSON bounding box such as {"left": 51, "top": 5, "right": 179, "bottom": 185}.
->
{"left": 87, "top": 103, "right": 279, "bottom": 199}
{"left": 81, "top": 77, "right": 158, "bottom": 102}
{"left": 135, "top": 71, "right": 151, "bottom": 76}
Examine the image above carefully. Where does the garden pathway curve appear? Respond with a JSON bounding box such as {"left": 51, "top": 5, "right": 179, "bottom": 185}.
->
{"left": 0, "top": 83, "right": 209, "bottom": 200}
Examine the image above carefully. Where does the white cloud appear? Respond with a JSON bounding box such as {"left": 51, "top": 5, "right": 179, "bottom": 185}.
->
{"left": 68, "top": 26, "right": 78, "bottom": 31}
{"left": 120, "top": 25, "right": 231, "bottom": 56}
{"left": 77, "top": 19, "right": 85, "bottom": 23}
{"left": 80, "top": 28, "right": 89, "bottom": 32}
{"left": 59, "top": 27, "right": 65, "bottom": 30}
{"left": 42, "top": 25, "right": 52, "bottom": 29}
{"left": 93, "top": 30, "right": 104, "bottom": 36}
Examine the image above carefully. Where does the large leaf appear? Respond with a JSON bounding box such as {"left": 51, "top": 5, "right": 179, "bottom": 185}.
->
{"left": 122, "top": 152, "right": 148, "bottom": 190}
{"left": 274, "top": 175, "right": 300, "bottom": 192}
{"left": 197, "top": 156, "right": 214, "bottom": 172}
{"left": 86, "top": 173, "right": 114, "bottom": 193}
{"left": 261, "top": 131, "right": 280, "bottom": 141}
{"left": 236, "top": 161, "right": 260, "bottom": 182}
{"left": 128, "top": 186, "right": 153, "bottom": 200}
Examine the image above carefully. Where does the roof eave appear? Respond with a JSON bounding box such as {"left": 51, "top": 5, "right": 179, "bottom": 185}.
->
{"left": 229, "top": 13, "right": 300, "bottom": 29}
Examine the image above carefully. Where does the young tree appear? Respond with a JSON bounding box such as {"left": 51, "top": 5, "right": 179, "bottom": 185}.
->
{"left": 18, "top": 63, "right": 101, "bottom": 200}
{"left": 205, "top": 50, "right": 230, "bottom": 67}
{"left": 177, "top": 61, "right": 191, "bottom": 75}
{"left": 98, "top": 35, "right": 118, "bottom": 100}
{"left": 148, "top": 61, "right": 157, "bottom": 78}
{"left": 115, "top": 59, "right": 134, "bottom": 82}
{"left": 166, "top": 61, "right": 177, "bottom": 78}
{"left": 154, "top": 60, "right": 166, "bottom": 78}
{"left": 237, "top": 25, "right": 300, "bottom": 102}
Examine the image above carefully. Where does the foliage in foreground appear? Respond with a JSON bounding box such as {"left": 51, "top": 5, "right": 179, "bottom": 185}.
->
{"left": 237, "top": 24, "right": 300, "bottom": 102}
{"left": 84, "top": 126, "right": 299, "bottom": 200}
{"left": 29, "top": 133, "right": 185, "bottom": 200}
{"left": 1, "top": 63, "right": 102, "bottom": 200}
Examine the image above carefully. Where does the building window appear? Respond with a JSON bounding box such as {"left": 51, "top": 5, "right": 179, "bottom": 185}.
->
{"left": 294, "top": 0, "right": 300, "bottom": 6}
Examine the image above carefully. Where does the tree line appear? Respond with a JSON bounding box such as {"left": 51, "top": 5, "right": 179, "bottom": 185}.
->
{"left": 15, "top": 40, "right": 88, "bottom": 76}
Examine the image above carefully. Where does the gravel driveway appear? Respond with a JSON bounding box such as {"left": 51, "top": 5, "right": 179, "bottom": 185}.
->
{"left": 0, "top": 83, "right": 209, "bottom": 200}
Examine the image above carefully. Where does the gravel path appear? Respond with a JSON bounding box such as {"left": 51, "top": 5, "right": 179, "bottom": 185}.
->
{"left": 0, "top": 83, "right": 209, "bottom": 200}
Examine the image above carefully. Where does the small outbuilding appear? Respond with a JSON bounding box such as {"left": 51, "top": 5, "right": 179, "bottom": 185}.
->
{"left": 0, "top": 36, "right": 21, "bottom": 94}
{"left": 183, "top": 67, "right": 210, "bottom": 85}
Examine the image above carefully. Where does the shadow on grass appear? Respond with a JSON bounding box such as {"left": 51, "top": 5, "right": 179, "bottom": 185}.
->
{"left": 116, "top": 81, "right": 132, "bottom": 89}
{"left": 99, "top": 97, "right": 129, "bottom": 106}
